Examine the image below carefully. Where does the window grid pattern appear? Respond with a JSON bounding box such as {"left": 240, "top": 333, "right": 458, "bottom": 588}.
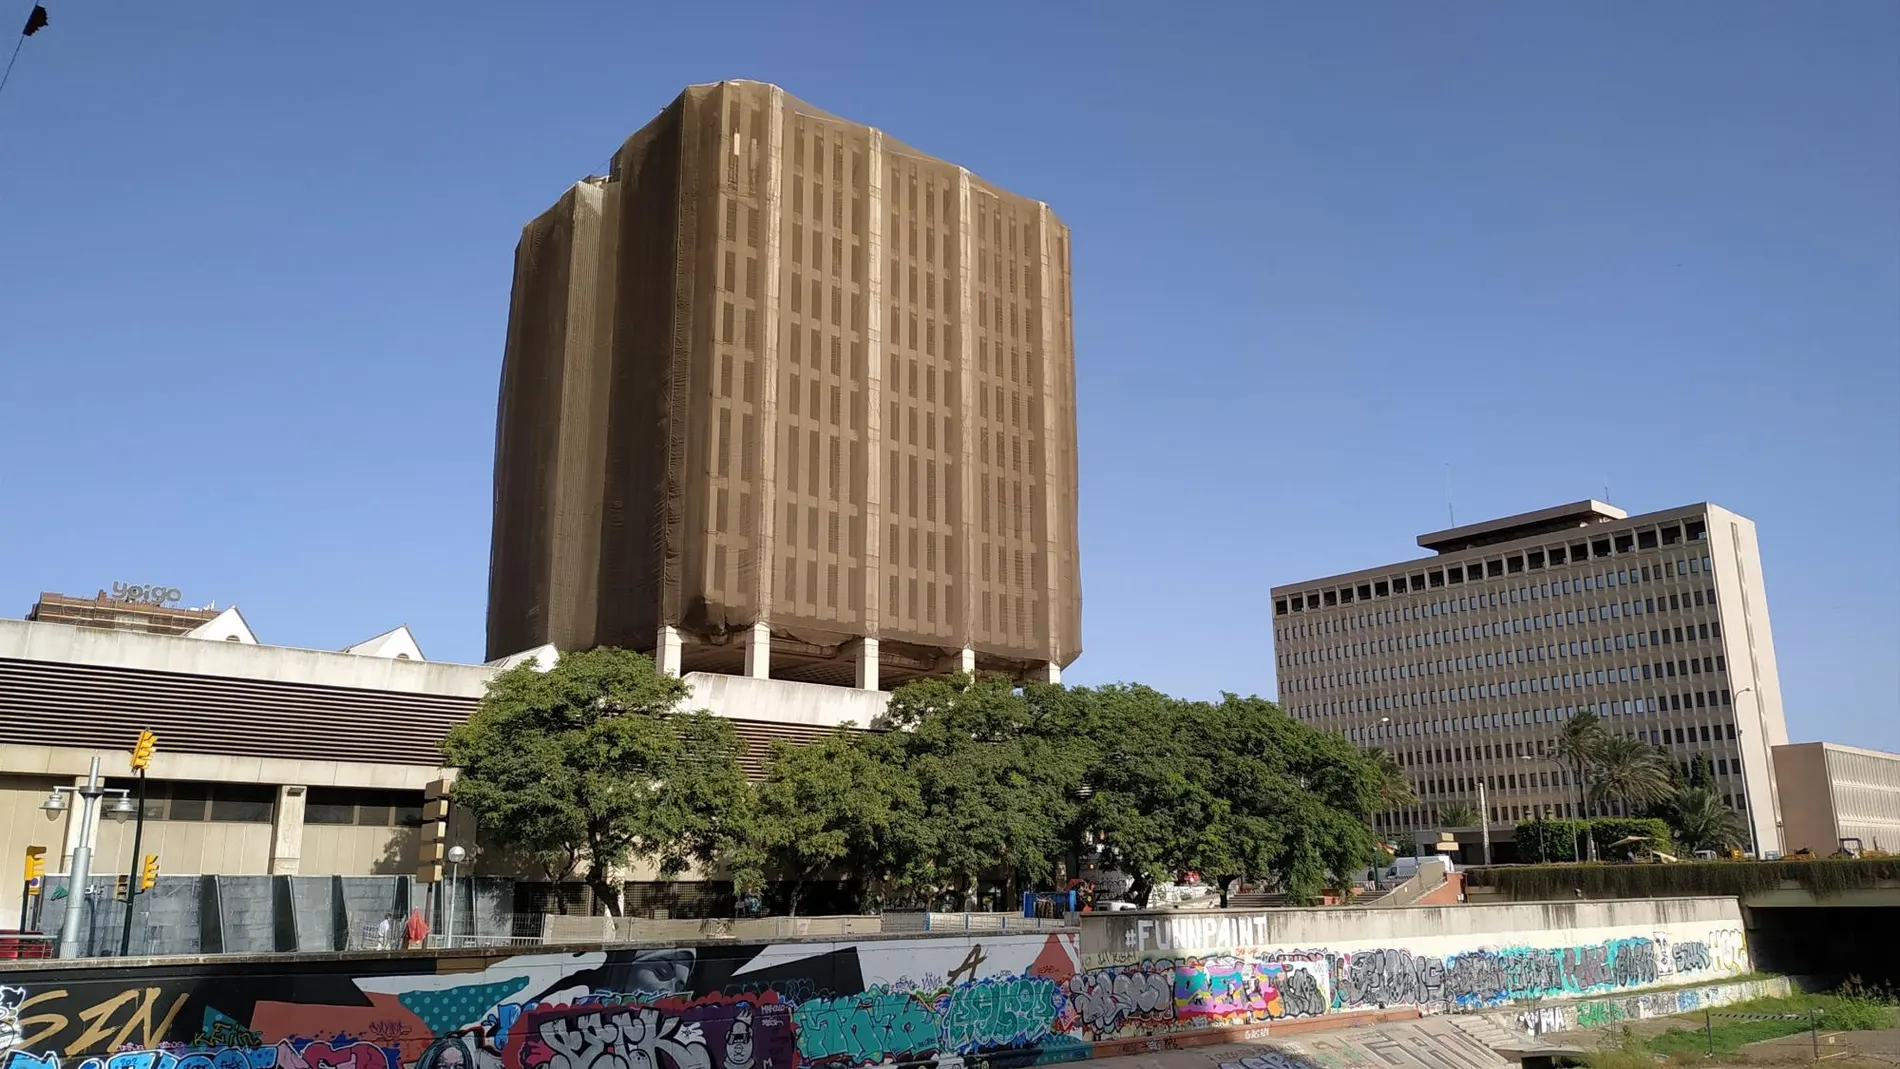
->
{"left": 1271, "top": 514, "right": 1759, "bottom": 836}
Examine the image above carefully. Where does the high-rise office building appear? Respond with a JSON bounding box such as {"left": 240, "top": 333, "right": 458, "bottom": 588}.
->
{"left": 1270, "top": 501, "right": 1791, "bottom": 858}
{"left": 487, "top": 81, "right": 1081, "bottom": 689}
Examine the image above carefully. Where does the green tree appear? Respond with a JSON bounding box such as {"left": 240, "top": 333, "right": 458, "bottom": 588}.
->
{"left": 1192, "top": 695, "right": 1385, "bottom": 905}
{"left": 1551, "top": 710, "right": 1607, "bottom": 859}
{"left": 1436, "top": 800, "right": 1483, "bottom": 829}
{"left": 1687, "top": 753, "right": 1716, "bottom": 791}
{"left": 441, "top": 648, "right": 756, "bottom": 914}
{"left": 1665, "top": 785, "right": 1749, "bottom": 853}
{"left": 1588, "top": 735, "right": 1676, "bottom": 813}
{"left": 1072, "top": 685, "right": 1223, "bottom": 907}
{"left": 1365, "top": 747, "right": 1419, "bottom": 812}
{"left": 876, "top": 675, "right": 1088, "bottom": 907}
{"left": 748, "top": 728, "right": 922, "bottom": 914}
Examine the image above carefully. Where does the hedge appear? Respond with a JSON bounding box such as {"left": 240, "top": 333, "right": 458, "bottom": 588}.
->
{"left": 1465, "top": 857, "right": 1900, "bottom": 901}
{"left": 1512, "top": 817, "right": 1673, "bottom": 862}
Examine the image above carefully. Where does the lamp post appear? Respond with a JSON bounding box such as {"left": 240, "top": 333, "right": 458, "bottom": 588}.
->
{"left": 40, "top": 756, "right": 135, "bottom": 958}
{"left": 1477, "top": 779, "right": 1491, "bottom": 866}
{"left": 444, "top": 845, "right": 467, "bottom": 949}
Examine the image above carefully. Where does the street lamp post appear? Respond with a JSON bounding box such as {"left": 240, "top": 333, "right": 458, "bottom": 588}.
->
{"left": 1477, "top": 779, "right": 1491, "bottom": 866}
{"left": 40, "top": 756, "right": 135, "bottom": 958}
{"left": 444, "top": 845, "right": 467, "bottom": 949}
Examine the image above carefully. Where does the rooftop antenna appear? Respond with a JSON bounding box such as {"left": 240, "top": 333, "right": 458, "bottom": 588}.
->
{"left": 1444, "top": 464, "right": 1455, "bottom": 527}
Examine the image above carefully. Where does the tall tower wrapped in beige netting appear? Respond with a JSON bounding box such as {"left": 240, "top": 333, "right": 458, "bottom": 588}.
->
{"left": 487, "top": 81, "right": 1080, "bottom": 689}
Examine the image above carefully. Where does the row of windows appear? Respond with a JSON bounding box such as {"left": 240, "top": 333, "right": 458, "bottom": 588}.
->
{"left": 1376, "top": 790, "right": 1746, "bottom": 832}
{"left": 1275, "top": 519, "right": 1711, "bottom": 616}
{"left": 305, "top": 788, "right": 425, "bottom": 828}
{"left": 1307, "top": 679, "right": 1736, "bottom": 724}
{"left": 104, "top": 780, "right": 276, "bottom": 823}
{"left": 1309, "top": 692, "right": 1738, "bottom": 746}
{"left": 1279, "top": 560, "right": 1716, "bottom": 642}
{"left": 1282, "top": 588, "right": 1721, "bottom": 668}
{"left": 96, "top": 783, "right": 428, "bottom": 826}
{"left": 1395, "top": 722, "right": 1738, "bottom": 773}
{"left": 1286, "top": 625, "right": 1723, "bottom": 694}
{"left": 756, "top": 555, "right": 1047, "bottom": 638}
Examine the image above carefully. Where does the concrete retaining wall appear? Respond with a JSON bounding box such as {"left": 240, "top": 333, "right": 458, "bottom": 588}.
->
{"left": 0, "top": 897, "right": 1751, "bottom": 1069}
{"left": 1499, "top": 974, "right": 1792, "bottom": 1038}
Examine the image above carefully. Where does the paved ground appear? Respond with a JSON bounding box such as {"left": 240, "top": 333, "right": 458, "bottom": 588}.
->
{"left": 1080, "top": 1015, "right": 1529, "bottom": 1069}
{"left": 1077, "top": 1016, "right": 1900, "bottom": 1068}
{"left": 1735, "top": 1026, "right": 1900, "bottom": 1065}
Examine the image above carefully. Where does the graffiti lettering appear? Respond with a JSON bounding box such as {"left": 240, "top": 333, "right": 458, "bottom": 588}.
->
{"left": 791, "top": 994, "right": 935, "bottom": 1068}
{"left": 0, "top": 921, "right": 1753, "bottom": 1069}
{"left": 1219, "top": 1054, "right": 1319, "bottom": 1069}
{"left": 941, "top": 978, "right": 1055, "bottom": 1054}
{"left": 1065, "top": 968, "right": 1171, "bottom": 1036}
{"left": 1274, "top": 968, "right": 1326, "bottom": 1020}
{"left": 1671, "top": 942, "right": 1712, "bottom": 974}
{"left": 1, "top": 988, "right": 24, "bottom": 1052}
{"left": 1515, "top": 1006, "right": 1563, "bottom": 1036}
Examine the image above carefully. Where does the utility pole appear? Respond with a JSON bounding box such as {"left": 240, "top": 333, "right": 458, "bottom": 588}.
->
{"left": 120, "top": 731, "right": 157, "bottom": 957}
{"left": 41, "top": 757, "right": 133, "bottom": 958}
{"left": 1478, "top": 780, "right": 1491, "bottom": 865}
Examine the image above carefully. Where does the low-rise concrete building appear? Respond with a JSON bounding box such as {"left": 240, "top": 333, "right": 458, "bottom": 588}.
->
{"left": 1, "top": 603, "right": 892, "bottom": 924}
{"left": 1773, "top": 741, "right": 1900, "bottom": 855}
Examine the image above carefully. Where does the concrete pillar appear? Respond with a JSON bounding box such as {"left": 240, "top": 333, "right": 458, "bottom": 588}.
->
{"left": 856, "top": 638, "right": 880, "bottom": 691}
{"left": 58, "top": 774, "right": 91, "bottom": 869}
{"left": 270, "top": 785, "right": 307, "bottom": 875}
{"left": 744, "top": 622, "right": 771, "bottom": 679}
{"left": 656, "top": 625, "right": 683, "bottom": 677}
{"left": 953, "top": 646, "right": 977, "bottom": 676}
{"left": 1033, "top": 662, "right": 1062, "bottom": 685}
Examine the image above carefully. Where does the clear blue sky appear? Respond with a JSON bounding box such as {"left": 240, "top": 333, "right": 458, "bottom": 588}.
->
{"left": 2, "top": 3, "right": 1894, "bottom": 749}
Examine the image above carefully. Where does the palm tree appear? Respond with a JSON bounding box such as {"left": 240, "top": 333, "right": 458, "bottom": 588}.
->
{"left": 1666, "top": 786, "right": 1748, "bottom": 853}
{"left": 1588, "top": 735, "right": 1675, "bottom": 814}
{"left": 1437, "top": 800, "right": 1483, "bottom": 829}
{"left": 1366, "top": 747, "right": 1418, "bottom": 811}
{"left": 1550, "top": 711, "right": 1606, "bottom": 860}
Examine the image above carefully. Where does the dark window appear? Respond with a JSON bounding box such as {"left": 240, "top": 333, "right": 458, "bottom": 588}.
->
{"left": 167, "top": 783, "right": 209, "bottom": 822}
{"left": 209, "top": 784, "right": 276, "bottom": 823}
{"left": 305, "top": 787, "right": 426, "bottom": 828}
{"left": 306, "top": 794, "right": 357, "bottom": 825}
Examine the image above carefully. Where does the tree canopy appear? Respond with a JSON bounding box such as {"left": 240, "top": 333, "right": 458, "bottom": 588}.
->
{"left": 440, "top": 647, "right": 755, "bottom": 914}
{"left": 444, "top": 658, "right": 1397, "bottom": 911}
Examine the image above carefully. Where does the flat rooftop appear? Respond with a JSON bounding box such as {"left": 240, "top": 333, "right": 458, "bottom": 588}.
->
{"left": 1416, "top": 499, "right": 1628, "bottom": 554}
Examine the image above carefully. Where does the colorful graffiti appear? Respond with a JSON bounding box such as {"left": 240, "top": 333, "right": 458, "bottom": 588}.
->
{"left": 1509, "top": 976, "right": 1792, "bottom": 1038}
{"left": 0, "top": 919, "right": 1751, "bottom": 1069}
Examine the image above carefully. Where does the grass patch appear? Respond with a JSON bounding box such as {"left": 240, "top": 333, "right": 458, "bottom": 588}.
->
{"left": 1640, "top": 990, "right": 1898, "bottom": 1059}
{"left": 1580, "top": 1027, "right": 1657, "bottom": 1068}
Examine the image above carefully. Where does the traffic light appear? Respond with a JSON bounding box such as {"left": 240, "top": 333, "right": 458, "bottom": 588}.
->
{"left": 130, "top": 730, "right": 158, "bottom": 771}
{"left": 141, "top": 854, "right": 159, "bottom": 892}
{"left": 115, "top": 874, "right": 130, "bottom": 901}
{"left": 23, "top": 845, "right": 46, "bottom": 889}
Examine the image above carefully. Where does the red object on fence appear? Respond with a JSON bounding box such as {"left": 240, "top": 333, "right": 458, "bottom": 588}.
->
{"left": 403, "top": 909, "right": 430, "bottom": 948}
{"left": 0, "top": 930, "right": 53, "bottom": 959}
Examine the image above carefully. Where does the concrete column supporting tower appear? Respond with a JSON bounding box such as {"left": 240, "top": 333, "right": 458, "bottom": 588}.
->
{"left": 655, "top": 625, "right": 683, "bottom": 677}
{"left": 1033, "top": 662, "right": 1062, "bottom": 685}
{"left": 270, "top": 785, "right": 307, "bottom": 875}
{"left": 954, "top": 647, "right": 977, "bottom": 675}
{"left": 856, "top": 638, "right": 880, "bottom": 691}
{"left": 744, "top": 622, "right": 771, "bottom": 679}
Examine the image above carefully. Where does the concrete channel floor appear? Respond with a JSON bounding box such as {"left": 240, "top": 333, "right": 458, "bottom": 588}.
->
{"left": 1078, "top": 1015, "right": 1533, "bottom": 1069}
{"left": 1076, "top": 1016, "right": 1900, "bottom": 1069}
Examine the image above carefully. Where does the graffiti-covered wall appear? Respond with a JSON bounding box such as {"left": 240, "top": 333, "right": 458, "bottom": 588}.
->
{"left": 0, "top": 897, "right": 1750, "bottom": 1069}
